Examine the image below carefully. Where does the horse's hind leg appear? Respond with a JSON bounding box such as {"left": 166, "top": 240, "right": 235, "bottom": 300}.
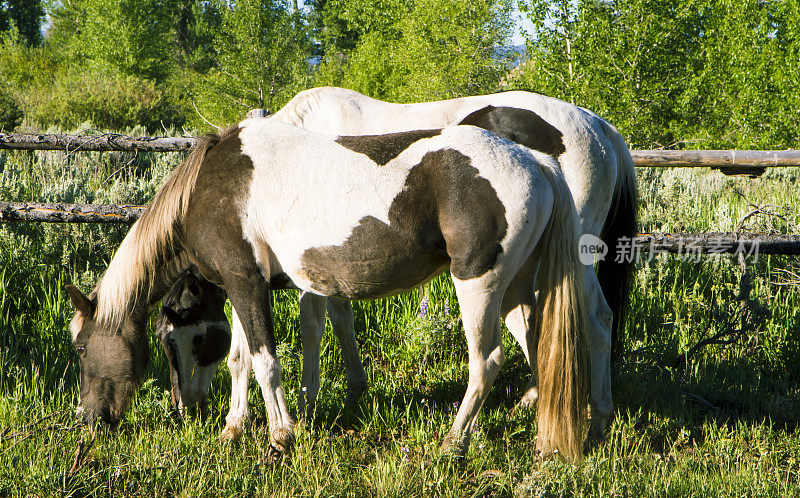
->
{"left": 500, "top": 261, "right": 539, "bottom": 409}
{"left": 298, "top": 292, "right": 326, "bottom": 417}
{"left": 584, "top": 266, "right": 614, "bottom": 441}
{"left": 326, "top": 297, "right": 368, "bottom": 409}
{"left": 443, "top": 276, "right": 504, "bottom": 456}
{"left": 297, "top": 293, "right": 367, "bottom": 415}
{"left": 220, "top": 309, "right": 252, "bottom": 442}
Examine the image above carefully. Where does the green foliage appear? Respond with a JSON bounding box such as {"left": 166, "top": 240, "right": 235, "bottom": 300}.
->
{"left": 315, "top": 0, "right": 514, "bottom": 101}
{"left": 0, "top": 24, "right": 60, "bottom": 89}
{"left": 170, "top": 0, "right": 223, "bottom": 73}
{"left": 514, "top": 0, "right": 800, "bottom": 150}
{"left": 62, "top": 0, "right": 176, "bottom": 82}
{"left": 23, "top": 68, "right": 186, "bottom": 132}
{"left": 0, "top": 0, "right": 45, "bottom": 45}
{"left": 307, "top": 0, "right": 360, "bottom": 56}
{"left": 0, "top": 86, "right": 22, "bottom": 130}
{"left": 194, "top": 0, "right": 312, "bottom": 123}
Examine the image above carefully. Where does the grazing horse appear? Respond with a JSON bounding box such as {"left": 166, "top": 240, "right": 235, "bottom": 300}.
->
{"left": 156, "top": 270, "right": 231, "bottom": 416}
{"left": 155, "top": 270, "right": 365, "bottom": 422}
{"left": 220, "top": 87, "right": 635, "bottom": 441}
{"left": 66, "top": 121, "right": 590, "bottom": 458}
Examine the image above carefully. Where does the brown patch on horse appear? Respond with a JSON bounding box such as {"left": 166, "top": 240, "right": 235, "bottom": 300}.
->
{"left": 193, "top": 324, "right": 232, "bottom": 366}
{"left": 335, "top": 129, "right": 442, "bottom": 166}
{"left": 94, "top": 127, "right": 242, "bottom": 330}
{"left": 459, "top": 106, "right": 566, "bottom": 157}
{"left": 300, "top": 148, "right": 507, "bottom": 297}
{"left": 182, "top": 128, "right": 278, "bottom": 358}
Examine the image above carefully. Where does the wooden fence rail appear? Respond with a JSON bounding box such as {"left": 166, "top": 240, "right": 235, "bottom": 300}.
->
{"left": 0, "top": 133, "right": 195, "bottom": 152}
{"left": 2, "top": 132, "right": 799, "bottom": 171}
{"left": 629, "top": 149, "right": 800, "bottom": 168}
{"left": 3, "top": 201, "right": 799, "bottom": 255}
{"left": 0, "top": 201, "right": 145, "bottom": 223}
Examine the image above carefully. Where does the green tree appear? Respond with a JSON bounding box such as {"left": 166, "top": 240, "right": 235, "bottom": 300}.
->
{"left": 315, "top": 0, "right": 514, "bottom": 102}
{"left": 196, "top": 0, "right": 313, "bottom": 122}
{"left": 512, "top": 0, "right": 800, "bottom": 150}
{"left": 677, "top": 0, "right": 800, "bottom": 149}
{"left": 0, "top": 0, "right": 45, "bottom": 45}
{"left": 307, "top": 0, "right": 360, "bottom": 56}
{"left": 76, "top": 0, "right": 176, "bottom": 82}
{"left": 170, "top": 0, "right": 222, "bottom": 73}
{"left": 515, "top": 0, "right": 707, "bottom": 148}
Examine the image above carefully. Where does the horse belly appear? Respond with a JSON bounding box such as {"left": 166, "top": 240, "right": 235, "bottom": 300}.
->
{"left": 296, "top": 218, "right": 449, "bottom": 300}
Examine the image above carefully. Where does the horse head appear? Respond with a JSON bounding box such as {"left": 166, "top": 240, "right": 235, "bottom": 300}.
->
{"left": 66, "top": 285, "right": 149, "bottom": 427}
{"left": 156, "top": 270, "right": 230, "bottom": 416}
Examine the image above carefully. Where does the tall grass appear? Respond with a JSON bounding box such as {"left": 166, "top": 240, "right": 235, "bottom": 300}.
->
{"left": 0, "top": 143, "right": 798, "bottom": 495}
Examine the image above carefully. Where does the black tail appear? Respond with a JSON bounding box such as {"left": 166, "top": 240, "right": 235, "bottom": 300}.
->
{"left": 596, "top": 122, "right": 638, "bottom": 368}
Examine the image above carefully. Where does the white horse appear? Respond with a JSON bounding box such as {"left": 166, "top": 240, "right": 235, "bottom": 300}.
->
{"left": 66, "top": 121, "right": 591, "bottom": 458}
{"left": 220, "top": 87, "right": 636, "bottom": 442}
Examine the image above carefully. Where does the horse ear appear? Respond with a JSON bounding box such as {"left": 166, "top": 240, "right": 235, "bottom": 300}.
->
{"left": 185, "top": 273, "right": 202, "bottom": 298}
{"left": 66, "top": 285, "right": 95, "bottom": 316}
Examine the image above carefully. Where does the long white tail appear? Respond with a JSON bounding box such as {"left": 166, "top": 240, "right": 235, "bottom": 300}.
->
{"left": 533, "top": 163, "right": 589, "bottom": 458}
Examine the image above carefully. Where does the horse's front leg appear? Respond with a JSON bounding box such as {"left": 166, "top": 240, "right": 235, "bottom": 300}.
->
{"left": 220, "top": 309, "right": 252, "bottom": 442}
{"left": 225, "top": 274, "right": 295, "bottom": 459}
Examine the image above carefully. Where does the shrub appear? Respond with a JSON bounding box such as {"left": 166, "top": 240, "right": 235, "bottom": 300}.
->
{"left": 0, "top": 88, "right": 23, "bottom": 131}
{"left": 24, "top": 69, "right": 187, "bottom": 132}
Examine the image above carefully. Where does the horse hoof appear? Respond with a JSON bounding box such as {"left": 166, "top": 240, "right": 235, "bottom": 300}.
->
{"left": 219, "top": 423, "right": 244, "bottom": 443}
{"left": 441, "top": 433, "right": 468, "bottom": 459}
{"left": 343, "top": 385, "right": 366, "bottom": 410}
{"left": 265, "top": 444, "right": 288, "bottom": 463}
{"left": 514, "top": 386, "right": 539, "bottom": 411}
{"left": 588, "top": 414, "right": 611, "bottom": 444}
{"left": 269, "top": 426, "right": 296, "bottom": 458}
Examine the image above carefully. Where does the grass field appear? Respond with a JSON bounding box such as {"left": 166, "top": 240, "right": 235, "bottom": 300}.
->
{"left": 1, "top": 140, "right": 799, "bottom": 496}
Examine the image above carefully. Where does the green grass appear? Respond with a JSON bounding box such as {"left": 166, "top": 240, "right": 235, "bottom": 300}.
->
{"left": 1, "top": 146, "right": 799, "bottom": 496}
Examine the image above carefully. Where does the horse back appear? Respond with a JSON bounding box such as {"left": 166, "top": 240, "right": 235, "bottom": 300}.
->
{"left": 210, "top": 122, "right": 545, "bottom": 299}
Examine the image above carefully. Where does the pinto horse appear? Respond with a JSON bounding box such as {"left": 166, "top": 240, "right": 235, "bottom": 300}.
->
{"left": 66, "top": 121, "right": 590, "bottom": 458}
{"left": 218, "top": 87, "right": 634, "bottom": 441}
{"left": 156, "top": 270, "right": 230, "bottom": 416}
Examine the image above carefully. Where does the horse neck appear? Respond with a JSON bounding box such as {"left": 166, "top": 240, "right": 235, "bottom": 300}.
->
{"left": 147, "top": 251, "right": 196, "bottom": 306}
{"left": 109, "top": 252, "right": 193, "bottom": 345}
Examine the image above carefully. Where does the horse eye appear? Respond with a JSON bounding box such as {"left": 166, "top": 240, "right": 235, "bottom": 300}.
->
{"left": 75, "top": 346, "right": 86, "bottom": 356}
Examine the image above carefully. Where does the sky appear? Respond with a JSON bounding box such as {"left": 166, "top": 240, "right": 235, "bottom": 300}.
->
{"left": 511, "top": 5, "right": 535, "bottom": 46}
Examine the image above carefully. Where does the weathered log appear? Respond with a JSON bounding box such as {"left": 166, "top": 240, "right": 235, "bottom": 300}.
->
{"left": 0, "top": 133, "right": 196, "bottom": 152}
{"left": 632, "top": 232, "right": 800, "bottom": 256}
{"left": 3, "top": 202, "right": 800, "bottom": 257}
{"left": 0, "top": 202, "right": 145, "bottom": 223}
{"left": 630, "top": 149, "right": 800, "bottom": 176}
